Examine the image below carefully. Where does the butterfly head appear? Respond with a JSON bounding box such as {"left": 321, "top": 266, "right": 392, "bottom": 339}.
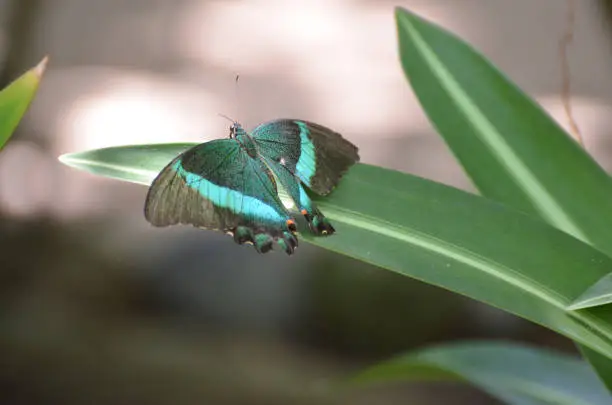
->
{"left": 228, "top": 121, "right": 244, "bottom": 139}
{"left": 218, "top": 113, "right": 243, "bottom": 139}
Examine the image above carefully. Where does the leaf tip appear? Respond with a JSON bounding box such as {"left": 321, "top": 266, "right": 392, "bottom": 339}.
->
{"left": 566, "top": 302, "right": 587, "bottom": 311}
{"left": 566, "top": 297, "right": 611, "bottom": 311}
{"left": 33, "top": 55, "right": 49, "bottom": 78}
{"left": 394, "top": 6, "right": 407, "bottom": 19}
{"left": 57, "top": 152, "right": 73, "bottom": 166}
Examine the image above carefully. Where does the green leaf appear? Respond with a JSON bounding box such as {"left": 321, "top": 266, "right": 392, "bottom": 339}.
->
{"left": 59, "top": 144, "right": 612, "bottom": 361}
{"left": 395, "top": 7, "right": 612, "bottom": 250}
{"left": 394, "top": 6, "right": 612, "bottom": 390}
{"left": 59, "top": 143, "right": 194, "bottom": 185}
{"left": 0, "top": 56, "right": 48, "bottom": 151}
{"left": 353, "top": 341, "right": 611, "bottom": 405}
{"left": 578, "top": 345, "right": 612, "bottom": 395}
{"left": 568, "top": 274, "right": 612, "bottom": 310}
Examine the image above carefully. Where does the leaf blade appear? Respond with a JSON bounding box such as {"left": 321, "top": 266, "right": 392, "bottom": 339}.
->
{"left": 59, "top": 143, "right": 194, "bottom": 185}
{"left": 394, "top": 6, "right": 612, "bottom": 389}
{"left": 353, "top": 341, "right": 611, "bottom": 405}
{"left": 568, "top": 274, "right": 612, "bottom": 310}
{"left": 0, "top": 56, "right": 48, "bottom": 150}
{"left": 394, "top": 7, "right": 612, "bottom": 248}
{"left": 59, "top": 144, "right": 612, "bottom": 361}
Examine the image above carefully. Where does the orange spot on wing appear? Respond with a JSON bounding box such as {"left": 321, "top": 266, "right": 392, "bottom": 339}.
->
{"left": 300, "top": 209, "right": 308, "bottom": 215}
{"left": 286, "top": 219, "right": 297, "bottom": 233}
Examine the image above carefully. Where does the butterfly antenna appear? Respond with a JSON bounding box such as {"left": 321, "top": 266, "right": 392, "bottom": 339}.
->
{"left": 217, "top": 74, "right": 242, "bottom": 138}
{"left": 234, "top": 73, "right": 240, "bottom": 122}
{"left": 217, "top": 113, "right": 235, "bottom": 124}
{"left": 217, "top": 74, "right": 241, "bottom": 124}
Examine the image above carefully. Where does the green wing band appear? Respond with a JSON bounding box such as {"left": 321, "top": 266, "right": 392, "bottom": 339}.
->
{"left": 144, "top": 139, "right": 298, "bottom": 254}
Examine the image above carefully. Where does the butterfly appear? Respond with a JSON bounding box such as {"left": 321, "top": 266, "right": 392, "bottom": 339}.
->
{"left": 144, "top": 119, "right": 359, "bottom": 255}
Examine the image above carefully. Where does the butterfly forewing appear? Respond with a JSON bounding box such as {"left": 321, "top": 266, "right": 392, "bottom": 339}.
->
{"left": 144, "top": 139, "right": 298, "bottom": 254}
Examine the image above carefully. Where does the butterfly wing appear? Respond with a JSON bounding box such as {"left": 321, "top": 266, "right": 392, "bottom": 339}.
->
{"left": 251, "top": 119, "right": 359, "bottom": 196}
{"left": 144, "top": 139, "right": 298, "bottom": 254}
{"left": 259, "top": 154, "right": 335, "bottom": 236}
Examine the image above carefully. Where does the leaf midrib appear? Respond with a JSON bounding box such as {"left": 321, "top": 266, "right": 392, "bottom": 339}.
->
{"left": 321, "top": 203, "right": 567, "bottom": 307}
{"left": 59, "top": 156, "right": 156, "bottom": 185}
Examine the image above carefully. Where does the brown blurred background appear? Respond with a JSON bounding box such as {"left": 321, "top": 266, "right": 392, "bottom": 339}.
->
{"left": 1, "top": 1, "right": 611, "bottom": 404}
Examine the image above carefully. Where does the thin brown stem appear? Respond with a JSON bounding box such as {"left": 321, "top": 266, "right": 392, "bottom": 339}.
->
{"left": 560, "top": 0, "right": 584, "bottom": 145}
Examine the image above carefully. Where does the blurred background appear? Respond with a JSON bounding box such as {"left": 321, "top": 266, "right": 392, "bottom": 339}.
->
{"left": 0, "top": 0, "right": 611, "bottom": 404}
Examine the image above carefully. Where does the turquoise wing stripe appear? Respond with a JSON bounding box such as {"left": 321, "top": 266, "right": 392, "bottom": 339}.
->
{"left": 251, "top": 119, "right": 359, "bottom": 195}
{"left": 298, "top": 182, "right": 314, "bottom": 212}
{"left": 172, "top": 160, "right": 284, "bottom": 222}
{"left": 294, "top": 121, "right": 316, "bottom": 183}
{"left": 144, "top": 137, "right": 299, "bottom": 254}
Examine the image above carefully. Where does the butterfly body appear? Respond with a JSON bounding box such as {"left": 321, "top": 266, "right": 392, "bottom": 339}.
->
{"left": 145, "top": 119, "right": 359, "bottom": 255}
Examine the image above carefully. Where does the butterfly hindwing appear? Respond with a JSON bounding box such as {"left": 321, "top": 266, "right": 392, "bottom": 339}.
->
{"left": 144, "top": 139, "right": 298, "bottom": 254}
{"left": 260, "top": 155, "right": 335, "bottom": 236}
{"left": 251, "top": 119, "right": 359, "bottom": 196}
